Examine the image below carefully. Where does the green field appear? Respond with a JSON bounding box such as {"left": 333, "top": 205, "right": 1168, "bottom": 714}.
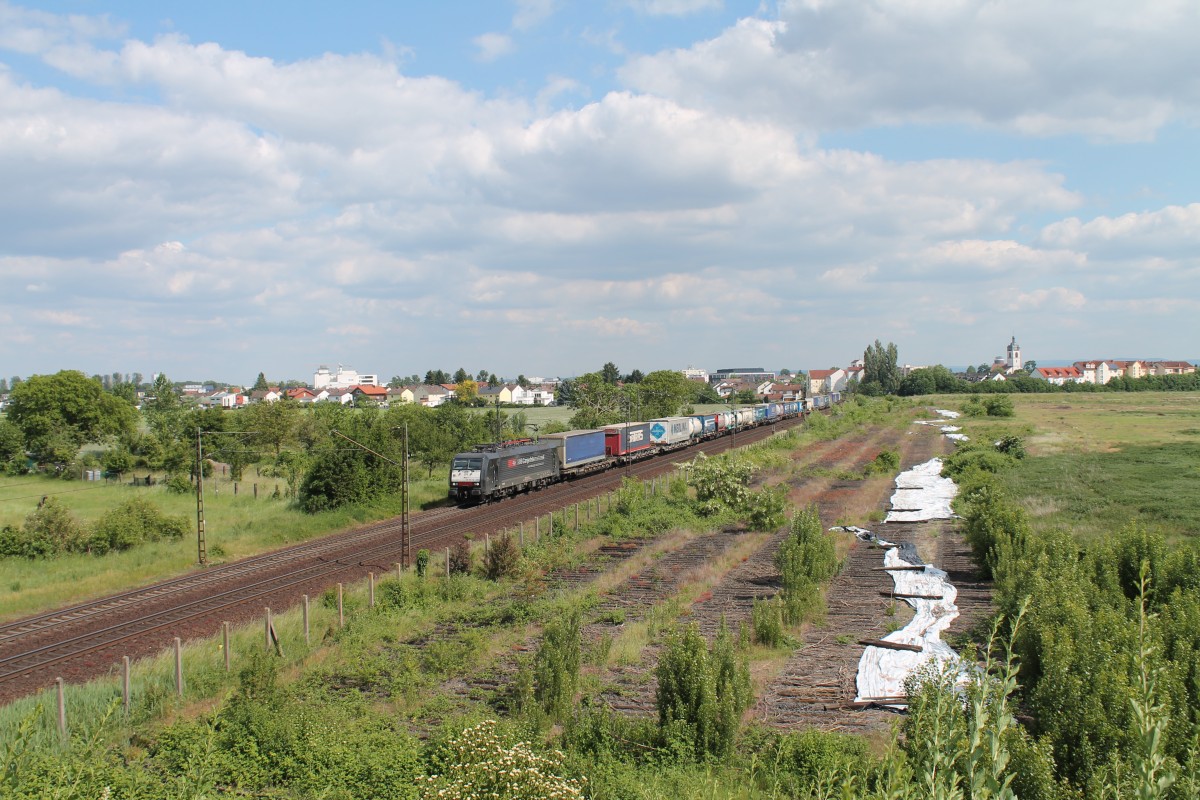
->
{"left": 943, "top": 391, "right": 1200, "bottom": 543}
{"left": 0, "top": 471, "right": 449, "bottom": 621}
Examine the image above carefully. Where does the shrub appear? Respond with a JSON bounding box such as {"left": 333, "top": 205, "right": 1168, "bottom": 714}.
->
{"left": 484, "top": 532, "right": 521, "bottom": 580}
{"left": 865, "top": 449, "right": 901, "bottom": 476}
{"left": 752, "top": 597, "right": 785, "bottom": 647}
{"left": 89, "top": 496, "right": 188, "bottom": 555}
{"left": 420, "top": 719, "right": 584, "bottom": 800}
{"left": 415, "top": 548, "right": 430, "bottom": 578}
{"left": 0, "top": 498, "right": 88, "bottom": 558}
{"left": 776, "top": 505, "right": 840, "bottom": 625}
{"left": 449, "top": 537, "right": 473, "bottom": 575}
{"left": 655, "top": 620, "right": 751, "bottom": 760}
{"left": 534, "top": 608, "right": 582, "bottom": 721}
{"left": 746, "top": 484, "right": 790, "bottom": 531}
{"left": 164, "top": 473, "right": 193, "bottom": 494}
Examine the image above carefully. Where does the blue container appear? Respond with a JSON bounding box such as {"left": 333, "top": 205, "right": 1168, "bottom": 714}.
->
{"left": 693, "top": 414, "right": 718, "bottom": 435}
{"left": 753, "top": 405, "right": 768, "bottom": 422}
{"left": 542, "top": 430, "right": 607, "bottom": 468}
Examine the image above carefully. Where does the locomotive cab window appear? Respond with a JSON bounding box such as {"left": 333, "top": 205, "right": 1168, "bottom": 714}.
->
{"left": 453, "top": 457, "right": 483, "bottom": 470}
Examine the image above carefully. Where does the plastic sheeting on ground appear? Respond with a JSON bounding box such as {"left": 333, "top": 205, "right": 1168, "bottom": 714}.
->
{"left": 851, "top": 545, "right": 962, "bottom": 705}
{"left": 845, "top": 453, "right": 966, "bottom": 705}
{"left": 885, "top": 458, "right": 958, "bottom": 522}
{"left": 936, "top": 409, "right": 960, "bottom": 419}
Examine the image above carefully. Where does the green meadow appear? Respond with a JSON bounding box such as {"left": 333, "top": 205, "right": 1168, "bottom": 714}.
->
{"left": 946, "top": 391, "right": 1200, "bottom": 544}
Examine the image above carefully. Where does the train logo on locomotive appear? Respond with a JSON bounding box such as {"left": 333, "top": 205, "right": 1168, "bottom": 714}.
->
{"left": 508, "top": 454, "right": 546, "bottom": 468}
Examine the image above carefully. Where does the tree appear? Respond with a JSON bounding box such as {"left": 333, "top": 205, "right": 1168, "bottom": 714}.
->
{"left": 0, "top": 419, "right": 25, "bottom": 464}
{"left": 487, "top": 372, "right": 500, "bottom": 386}
{"left": 6, "top": 371, "right": 137, "bottom": 463}
{"left": 456, "top": 378, "right": 479, "bottom": 405}
{"left": 111, "top": 382, "right": 138, "bottom": 405}
{"left": 734, "top": 388, "right": 758, "bottom": 404}
{"left": 147, "top": 374, "right": 179, "bottom": 414}
{"left": 452, "top": 367, "right": 469, "bottom": 384}
{"left": 863, "top": 339, "right": 900, "bottom": 395}
{"left": 388, "top": 375, "right": 406, "bottom": 388}
{"left": 1025, "top": 360, "right": 1038, "bottom": 373}
{"left": 0, "top": 377, "right": 7, "bottom": 393}
{"left": 516, "top": 374, "right": 530, "bottom": 389}
{"left": 779, "top": 368, "right": 792, "bottom": 377}
{"left": 242, "top": 397, "right": 300, "bottom": 456}
{"left": 600, "top": 362, "right": 621, "bottom": 385}
{"left": 977, "top": 363, "right": 990, "bottom": 374}
{"left": 634, "top": 369, "right": 693, "bottom": 419}
{"left": 567, "top": 372, "right": 623, "bottom": 429}
{"left": 624, "top": 369, "right": 645, "bottom": 383}
{"left": 966, "top": 365, "right": 977, "bottom": 375}
{"left": 424, "top": 369, "right": 449, "bottom": 385}
{"left": 252, "top": 372, "right": 269, "bottom": 391}
{"left": 131, "top": 372, "right": 143, "bottom": 386}
{"left": 476, "top": 369, "right": 490, "bottom": 383}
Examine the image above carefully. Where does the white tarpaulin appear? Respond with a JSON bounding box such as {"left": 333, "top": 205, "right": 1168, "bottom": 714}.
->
{"left": 850, "top": 453, "right": 966, "bottom": 705}
{"left": 885, "top": 458, "right": 958, "bottom": 522}
{"left": 854, "top": 547, "right": 961, "bottom": 704}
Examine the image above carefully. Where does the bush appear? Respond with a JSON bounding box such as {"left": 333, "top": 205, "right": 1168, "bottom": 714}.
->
{"left": 0, "top": 498, "right": 88, "bottom": 558}
{"left": 776, "top": 505, "right": 840, "bottom": 625}
{"left": 865, "top": 449, "right": 900, "bottom": 476}
{"left": 484, "top": 532, "right": 521, "bottom": 580}
{"left": 164, "top": 473, "right": 193, "bottom": 494}
{"left": 89, "top": 496, "right": 189, "bottom": 555}
{"left": 421, "top": 720, "right": 584, "bottom": 800}
{"left": 655, "top": 620, "right": 751, "bottom": 760}
{"left": 752, "top": 597, "right": 785, "bottom": 647}
{"left": 534, "top": 608, "right": 582, "bottom": 722}
{"left": 449, "top": 537, "right": 473, "bottom": 575}
{"left": 415, "top": 548, "right": 430, "bottom": 578}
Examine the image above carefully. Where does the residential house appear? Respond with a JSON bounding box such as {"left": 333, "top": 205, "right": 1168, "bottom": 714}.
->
{"left": 387, "top": 386, "right": 414, "bottom": 405}
{"left": 286, "top": 387, "right": 316, "bottom": 403}
{"left": 249, "top": 388, "right": 283, "bottom": 403}
{"left": 1073, "top": 360, "right": 1120, "bottom": 385}
{"left": 411, "top": 384, "right": 451, "bottom": 407}
{"left": 1113, "top": 360, "right": 1147, "bottom": 380}
{"left": 1030, "top": 366, "right": 1085, "bottom": 386}
{"left": 808, "top": 368, "right": 848, "bottom": 395}
{"left": 352, "top": 385, "right": 389, "bottom": 405}
{"left": 478, "top": 383, "right": 515, "bottom": 404}
{"left": 325, "top": 387, "right": 356, "bottom": 405}
{"left": 1148, "top": 360, "right": 1196, "bottom": 376}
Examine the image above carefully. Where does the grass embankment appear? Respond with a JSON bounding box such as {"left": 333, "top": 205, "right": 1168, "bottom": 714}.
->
{"left": 0, "top": 473, "right": 449, "bottom": 621}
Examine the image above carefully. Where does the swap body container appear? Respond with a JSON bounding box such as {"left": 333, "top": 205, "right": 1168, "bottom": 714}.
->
{"left": 540, "top": 429, "right": 607, "bottom": 470}
{"left": 692, "top": 414, "right": 719, "bottom": 436}
{"left": 604, "top": 421, "right": 653, "bottom": 457}
{"left": 647, "top": 416, "right": 701, "bottom": 446}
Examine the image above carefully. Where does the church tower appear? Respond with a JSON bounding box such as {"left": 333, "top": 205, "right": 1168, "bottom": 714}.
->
{"left": 1006, "top": 336, "right": 1022, "bottom": 373}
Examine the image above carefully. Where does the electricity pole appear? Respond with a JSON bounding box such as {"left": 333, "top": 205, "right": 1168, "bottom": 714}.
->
{"left": 401, "top": 423, "right": 410, "bottom": 570}
{"left": 196, "top": 427, "right": 207, "bottom": 565}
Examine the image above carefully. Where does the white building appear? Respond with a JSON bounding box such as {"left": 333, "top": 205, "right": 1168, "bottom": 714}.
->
{"left": 313, "top": 365, "right": 379, "bottom": 389}
{"left": 681, "top": 366, "right": 709, "bottom": 383}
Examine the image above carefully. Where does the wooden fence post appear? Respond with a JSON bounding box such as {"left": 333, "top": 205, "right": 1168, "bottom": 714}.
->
{"left": 56, "top": 677, "right": 66, "bottom": 737}
{"left": 223, "top": 622, "right": 231, "bottom": 671}
{"left": 253, "top": 483, "right": 258, "bottom": 499}
{"left": 368, "top": 573, "right": 375, "bottom": 608}
{"left": 122, "top": 656, "right": 131, "bottom": 714}
{"left": 445, "top": 547, "right": 451, "bottom": 577}
{"left": 574, "top": 503, "right": 579, "bottom": 529}
{"left": 519, "top": 521, "right": 524, "bottom": 547}
{"left": 337, "top": 583, "right": 344, "bottom": 628}
{"left": 174, "top": 637, "right": 184, "bottom": 697}
{"left": 302, "top": 595, "right": 310, "bottom": 646}
{"left": 265, "top": 607, "right": 273, "bottom": 650}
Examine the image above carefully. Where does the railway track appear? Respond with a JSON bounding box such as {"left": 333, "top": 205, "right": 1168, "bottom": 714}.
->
{"left": 0, "top": 414, "right": 809, "bottom": 703}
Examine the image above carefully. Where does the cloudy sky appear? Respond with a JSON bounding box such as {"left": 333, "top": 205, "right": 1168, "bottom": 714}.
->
{"left": 1, "top": 0, "right": 1197, "bottom": 385}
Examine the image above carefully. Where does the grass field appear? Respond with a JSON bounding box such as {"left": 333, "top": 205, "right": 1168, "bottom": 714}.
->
{"left": 0, "top": 471, "right": 450, "bottom": 621}
{"left": 942, "top": 391, "right": 1200, "bottom": 544}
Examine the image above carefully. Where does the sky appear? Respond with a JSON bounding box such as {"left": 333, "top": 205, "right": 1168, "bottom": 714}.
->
{"left": 1, "top": 0, "right": 1197, "bottom": 385}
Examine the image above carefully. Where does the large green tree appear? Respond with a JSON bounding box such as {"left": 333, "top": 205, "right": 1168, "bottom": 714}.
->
{"left": 634, "top": 369, "right": 694, "bottom": 419}
{"left": 6, "top": 371, "right": 137, "bottom": 463}
{"left": 567, "top": 371, "right": 623, "bottom": 428}
{"left": 862, "top": 339, "right": 900, "bottom": 395}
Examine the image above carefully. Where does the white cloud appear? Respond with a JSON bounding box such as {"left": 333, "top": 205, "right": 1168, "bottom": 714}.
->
{"left": 625, "top": 0, "right": 723, "bottom": 16}
{"left": 618, "top": 1, "right": 1200, "bottom": 140}
{"left": 1041, "top": 204, "right": 1200, "bottom": 253}
{"left": 473, "top": 32, "right": 515, "bottom": 62}
{"left": 1004, "top": 287, "right": 1086, "bottom": 311}
{"left": 513, "top": 0, "right": 557, "bottom": 30}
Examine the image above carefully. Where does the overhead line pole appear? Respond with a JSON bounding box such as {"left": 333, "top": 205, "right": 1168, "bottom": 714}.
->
{"left": 196, "top": 427, "right": 207, "bottom": 566}
{"left": 330, "top": 428, "right": 410, "bottom": 569}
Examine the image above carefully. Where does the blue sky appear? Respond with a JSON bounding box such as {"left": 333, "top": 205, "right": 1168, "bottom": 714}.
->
{"left": 1, "top": 0, "right": 1197, "bottom": 385}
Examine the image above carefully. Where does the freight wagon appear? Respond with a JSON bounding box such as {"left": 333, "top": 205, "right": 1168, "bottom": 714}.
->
{"left": 648, "top": 416, "right": 701, "bottom": 449}
{"left": 540, "top": 429, "right": 608, "bottom": 477}
{"left": 604, "top": 421, "right": 654, "bottom": 458}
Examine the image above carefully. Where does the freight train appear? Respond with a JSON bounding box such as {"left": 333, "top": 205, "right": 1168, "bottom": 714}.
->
{"left": 448, "top": 393, "right": 841, "bottom": 503}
